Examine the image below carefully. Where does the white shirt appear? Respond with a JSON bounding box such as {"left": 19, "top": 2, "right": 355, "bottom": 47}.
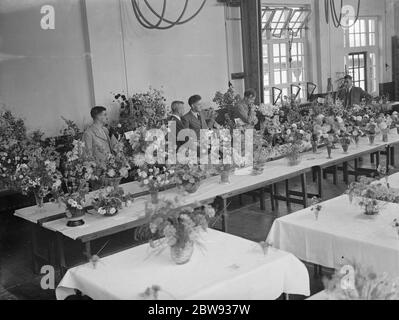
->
{"left": 170, "top": 114, "right": 181, "bottom": 121}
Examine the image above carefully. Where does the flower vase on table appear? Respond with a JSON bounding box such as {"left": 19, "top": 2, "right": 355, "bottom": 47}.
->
{"left": 66, "top": 207, "right": 85, "bottom": 227}
{"left": 368, "top": 134, "right": 376, "bottom": 145}
{"left": 363, "top": 200, "right": 380, "bottom": 216}
{"left": 33, "top": 189, "right": 44, "bottom": 209}
{"left": 382, "top": 129, "right": 389, "bottom": 143}
{"left": 150, "top": 190, "right": 159, "bottom": 204}
{"left": 285, "top": 142, "right": 302, "bottom": 166}
{"left": 219, "top": 164, "right": 234, "bottom": 184}
{"left": 146, "top": 197, "right": 216, "bottom": 266}
{"left": 103, "top": 176, "right": 122, "bottom": 189}
{"left": 170, "top": 240, "right": 194, "bottom": 265}
{"left": 326, "top": 144, "right": 333, "bottom": 159}
{"left": 311, "top": 140, "right": 318, "bottom": 154}
{"left": 252, "top": 162, "right": 265, "bottom": 176}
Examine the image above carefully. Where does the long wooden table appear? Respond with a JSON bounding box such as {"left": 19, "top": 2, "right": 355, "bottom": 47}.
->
{"left": 14, "top": 131, "right": 399, "bottom": 275}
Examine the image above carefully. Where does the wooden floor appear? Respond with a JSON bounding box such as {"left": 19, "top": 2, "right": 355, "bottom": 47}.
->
{"left": 1, "top": 150, "right": 397, "bottom": 300}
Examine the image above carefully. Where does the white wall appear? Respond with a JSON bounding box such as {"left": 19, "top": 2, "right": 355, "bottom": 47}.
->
{"left": 0, "top": 0, "right": 93, "bottom": 136}
{"left": 86, "top": 0, "right": 232, "bottom": 116}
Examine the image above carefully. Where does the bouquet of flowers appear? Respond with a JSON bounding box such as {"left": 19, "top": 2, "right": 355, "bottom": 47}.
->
{"left": 347, "top": 177, "right": 399, "bottom": 215}
{"left": 146, "top": 196, "right": 216, "bottom": 264}
{"left": 377, "top": 115, "right": 392, "bottom": 142}
{"left": 101, "top": 141, "right": 131, "bottom": 187}
{"left": 281, "top": 124, "right": 307, "bottom": 166}
{"left": 0, "top": 110, "right": 27, "bottom": 189}
{"left": 92, "top": 186, "right": 134, "bottom": 217}
{"left": 173, "top": 161, "right": 209, "bottom": 194}
{"left": 323, "top": 262, "right": 399, "bottom": 300}
{"left": 114, "top": 87, "right": 167, "bottom": 132}
{"left": 14, "top": 139, "right": 62, "bottom": 207}
{"left": 60, "top": 190, "right": 87, "bottom": 226}
{"left": 391, "top": 112, "right": 399, "bottom": 134}
{"left": 338, "top": 130, "right": 351, "bottom": 153}
{"left": 137, "top": 165, "right": 174, "bottom": 203}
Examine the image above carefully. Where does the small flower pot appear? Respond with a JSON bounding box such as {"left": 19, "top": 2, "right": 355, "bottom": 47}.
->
{"left": 150, "top": 190, "right": 159, "bottom": 204}
{"left": 341, "top": 143, "right": 349, "bottom": 153}
{"left": 170, "top": 241, "right": 194, "bottom": 265}
{"left": 252, "top": 164, "right": 265, "bottom": 176}
{"left": 364, "top": 204, "right": 379, "bottom": 216}
{"left": 368, "top": 134, "right": 376, "bottom": 145}
{"left": 182, "top": 182, "right": 200, "bottom": 194}
{"left": 33, "top": 190, "right": 44, "bottom": 208}
{"left": 286, "top": 154, "right": 301, "bottom": 166}
{"left": 311, "top": 141, "right": 318, "bottom": 154}
{"left": 327, "top": 146, "right": 333, "bottom": 159}
{"left": 66, "top": 208, "right": 85, "bottom": 227}
{"left": 220, "top": 171, "right": 231, "bottom": 184}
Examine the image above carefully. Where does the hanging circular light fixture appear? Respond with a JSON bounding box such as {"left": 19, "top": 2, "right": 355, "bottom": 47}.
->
{"left": 324, "top": 0, "right": 360, "bottom": 28}
{"left": 131, "top": 0, "right": 207, "bottom": 30}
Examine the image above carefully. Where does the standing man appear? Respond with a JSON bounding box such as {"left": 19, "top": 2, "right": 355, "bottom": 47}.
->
{"left": 339, "top": 75, "right": 372, "bottom": 107}
{"left": 82, "top": 106, "right": 117, "bottom": 166}
{"left": 182, "top": 95, "right": 209, "bottom": 139}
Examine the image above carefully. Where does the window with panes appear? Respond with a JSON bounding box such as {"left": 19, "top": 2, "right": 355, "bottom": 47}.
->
{"left": 261, "top": 6, "right": 310, "bottom": 104}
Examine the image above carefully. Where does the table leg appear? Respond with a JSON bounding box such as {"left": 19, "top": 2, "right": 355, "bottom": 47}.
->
{"left": 56, "top": 233, "right": 67, "bottom": 277}
{"left": 354, "top": 159, "right": 359, "bottom": 181}
{"left": 269, "top": 186, "right": 275, "bottom": 212}
{"left": 285, "top": 180, "right": 291, "bottom": 212}
{"left": 84, "top": 241, "right": 92, "bottom": 260}
{"left": 222, "top": 198, "right": 228, "bottom": 233}
{"left": 317, "top": 167, "right": 323, "bottom": 199}
{"left": 375, "top": 152, "right": 380, "bottom": 168}
{"left": 343, "top": 162, "right": 349, "bottom": 185}
{"left": 391, "top": 146, "right": 395, "bottom": 167}
{"left": 273, "top": 184, "right": 279, "bottom": 210}
{"left": 259, "top": 188, "right": 265, "bottom": 211}
{"left": 332, "top": 166, "right": 338, "bottom": 185}
{"left": 30, "top": 224, "right": 40, "bottom": 274}
{"left": 301, "top": 173, "right": 308, "bottom": 208}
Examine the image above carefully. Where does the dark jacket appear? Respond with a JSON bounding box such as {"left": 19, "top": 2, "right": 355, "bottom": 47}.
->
{"left": 182, "top": 110, "right": 208, "bottom": 139}
{"left": 338, "top": 86, "right": 372, "bottom": 107}
{"left": 168, "top": 114, "right": 186, "bottom": 134}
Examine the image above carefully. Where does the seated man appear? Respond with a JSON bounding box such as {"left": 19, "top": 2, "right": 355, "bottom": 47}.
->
{"left": 82, "top": 106, "right": 117, "bottom": 166}
{"left": 168, "top": 100, "right": 187, "bottom": 135}
{"left": 231, "top": 89, "right": 258, "bottom": 126}
{"left": 182, "top": 95, "right": 209, "bottom": 139}
{"left": 338, "top": 75, "right": 372, "bottom": 108}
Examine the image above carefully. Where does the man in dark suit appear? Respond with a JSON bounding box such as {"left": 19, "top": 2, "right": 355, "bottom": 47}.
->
{"left": 182, "top": 95, "right": 209, "bottom": 139}
{"left": 338, "top": 75, "right": 372, "bottom": 107}
{"left": 231, "top": 89, "right": 257, "bottom": 125}
{"left": 168, "top": 101, "right": 186, "bottom": 134}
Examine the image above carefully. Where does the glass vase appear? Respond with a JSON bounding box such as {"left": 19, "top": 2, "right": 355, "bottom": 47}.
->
{"left": 327, "top": 145, "right": 333, "bottom": 159}
{"left": 368, "top": 134, "right": 376, "bottom": 145}
{"left": 170, "top": 241, "right": 194, "bottom": 265}
{"left": 220, "top": 170, "right": 231, "bottom": 184}
{"left": 103, "top": 177, "right": 122, "bottom": 189}
{"left": 382, "top": 130, "right": 389, "bottom": 143}
{"left": 33, "top": 190, "right": 44, "bottom": 208}
{"left": 286, "top": 153, "right": 301, "bottom": 166}
{"left": 341, "top": 143, "right": 349, "bottom": 153}
{"left": 182, "top": 182, "right": 200, "bottom": 194}
{"left": 364, "top": 203, "right": 379, "bottom": 216}
{"left": 150, "top": 190, "right": 159, "bottom": 204}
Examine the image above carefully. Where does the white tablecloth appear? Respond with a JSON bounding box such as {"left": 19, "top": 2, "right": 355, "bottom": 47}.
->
{"left": 267, "top": 195, "right": 399, "bottom": 277}
{"left": 56, "top": 230, "right": 309, "bottom": 300}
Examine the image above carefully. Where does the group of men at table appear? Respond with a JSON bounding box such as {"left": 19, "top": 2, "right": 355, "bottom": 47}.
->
{"left": 82, "top": 74, "right": 371, "bottom": 165}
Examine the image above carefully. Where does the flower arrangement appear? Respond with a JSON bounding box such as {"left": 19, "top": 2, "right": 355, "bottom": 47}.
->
{"left": 338, "top": 130, "right": 351, "bottom": 153}
{"left": 14, "top": 139, "right": 62, "bottom": 207}
{"left": 310, "top": 197, "right": 323, "bottom": 220}
{"left": 377, "top": 115, "right": 392, "bottom": 142}
{"left": 137, "top": 165, "right": 174, "bottom": 203}
{"left": 146, "top": 196, "right": 216, "bottom": 264}
{"left": 173, "top": 162, "right": 209, "bottom": 194}
{"left": 114, "top": 87, "right": 167, "bottom": 132}
{"left": 101, "top": 141, "right": 131, "bottom": 187}
{"left": 391, "top": 112, "right": 399, "bottom": 134}
{"left": 59, "top": 140, "right": 98, "bottom": 225}
{"left": 364, "top": 120, "right": 378, "bottom": 144}
{"left": 281, "top": 124, "right": 307, "bottom": 166}
{"left": 0, "top": 110, "right": 27, "bottom": 190}
{"left": 92, "top": 186, "right": 134, "bottom": 217}
{"left": 347, "top": 177, "right": 399, "bottom": 215}
{"left": 323, "top": 262, "right": 399, "bottom": 300}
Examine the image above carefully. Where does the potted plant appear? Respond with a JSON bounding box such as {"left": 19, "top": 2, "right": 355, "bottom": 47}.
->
{"left": 60, "top": 140, "right": 98, "bottom": 226}
{"left": 14, "top": 139, "right": 62, "bottom": 208}
{"left": 146, "top": 197, "right": 216, "bottom": 265}
{"left": 173, "top": 161, "right": 208, "bottom": 194}
{"left": 92, "top": 186, "right": 134, "bottom": 217}
{"left": 137, "top": 165, "right": 174, "bottom": 204}
{"left": 347, "top": 177, "right": 399, "bottom": 216}
{"left": 101, "top": 141, "right": 131, "bottom": 188}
